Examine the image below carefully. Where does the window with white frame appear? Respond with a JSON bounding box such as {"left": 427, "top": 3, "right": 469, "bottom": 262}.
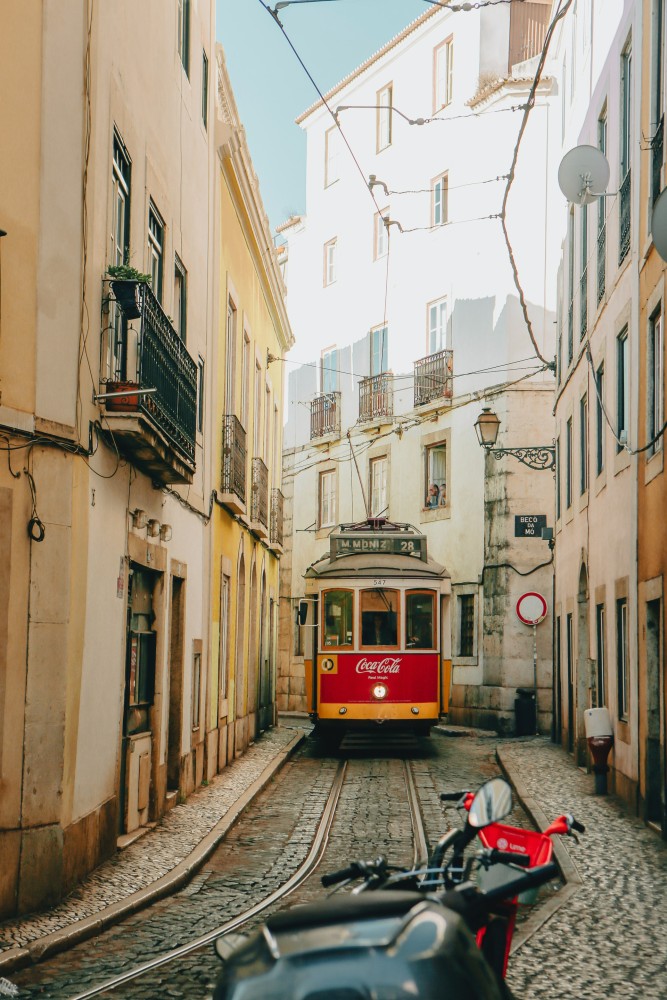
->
{"left": 432, "top": 173, "right": 448, "bottom": 227}
{"left": 197, "top": 355, "right": 205, "bottom": 434}
{"left": 254, "top": 361, "right": 262, "bottom": 457}
{"left": 580, "top": 393, "right": 588, "bottom": 494}
{"left": 369, "top": 456, "right": 388, "bottom": 516}
{"left": 324, "top": 126, "right": 340, "bottom": 187}
{"left": 192, "top": 644, "right": 201, "bottom": 729}
{"left": 377, "top": 83, "right": 393, "bottom": 151}
{"left": 648, "top": 306, "right": 663, "bottom": 454}
{"left": 616, "top": 327, "right": 629, "bottom": 451}
{"left": 434, "top": 37, "right": 453, "bottom": 111}
{"left": 596, "top": 602, "right": 605, "bottom": 706}
{"left": 241, "top": 330, "right": 250, "bottom": 428}
{"left": 264, "top": 384, "right": 271, "bottom": 463}
{"left": 324, "top": 238, "right": 337, "bottom": 285}
{"left": 617, "top": 597, "right": 629, "bottom": 721}
{"left": 620, "top": 40, "right": 632, "bottom": 180}
{"left": 370, "top": 326, "right": 388, "bottom": 376}
{"left": 374, "top": 210, "right": 389, "bottom": 259}
{"left": 148, "top": 202, "right": 164, "bottom": 303}
{"left": 424, "top": 442, "right": 447, "bottom": 509}
{"left": 225, "top": 298, "right": 236, "bottom": 414}
{"left": 596, "top": 362, "right": 605, "bottom": 475}
{"left": 319, "top": 470, "right": 336, "bottom": 528}
{"left": 428, "top": 297, "right": 447, "bottom": 354}
{"left": 110, "top": 133, "right": 131, "bottom": 379}
{"left": 566, "top": 416, "right": 573, "bottom": 508}
{"left": 201, "top": 50, "right": 209, "bottom": 128}
{"left": 321, "top": 346, "right": 339, "bottom": 393}
{"left": 219, "top": 573, "right": 230, "bottom": 713}
{"left": 178, "top": 0, "right": 190, "bottom": 76}
{"left": 174, "top": 254, "right": 187, "bottom": 341}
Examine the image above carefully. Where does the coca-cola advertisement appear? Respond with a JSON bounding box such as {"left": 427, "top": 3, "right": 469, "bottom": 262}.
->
{"left": 320, "top": 652, "right": 438, "bottom": 702}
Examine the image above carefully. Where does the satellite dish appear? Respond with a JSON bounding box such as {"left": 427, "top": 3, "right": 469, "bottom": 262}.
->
{"left": 652, "top": 187, "right": 667, "bottom": 261}
{"left": 558, "top": 145, "right": 610, "bottom": 204}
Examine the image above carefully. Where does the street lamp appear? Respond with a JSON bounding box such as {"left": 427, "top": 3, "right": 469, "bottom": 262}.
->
{"left": 474, "top": 407, "right": 556, "bottom": 472}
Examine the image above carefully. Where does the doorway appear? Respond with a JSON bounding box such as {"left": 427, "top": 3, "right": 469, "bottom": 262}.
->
{"left": 646, "top": 599, "right": 664, "bottom": 830}
{"left": 576, "top": 564, "right": 590, "bottom": 764}
{"left": 167, "top": 576, "right": 185, "bottom": 793}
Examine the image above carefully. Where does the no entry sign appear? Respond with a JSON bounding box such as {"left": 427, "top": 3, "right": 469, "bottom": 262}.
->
{"left": 516, "top": 592, "right": 548, "bottom": 625}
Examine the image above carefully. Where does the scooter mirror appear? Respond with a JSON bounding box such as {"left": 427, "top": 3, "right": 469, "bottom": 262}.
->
{"left": 214, "top": 932, "right": 249, "bottom": 962}
{"left": 467, "top": 777, "right": 513, "bottom": 828}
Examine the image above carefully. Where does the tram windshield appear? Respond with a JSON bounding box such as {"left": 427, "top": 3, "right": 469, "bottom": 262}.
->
{"left": 360, "top": 589, "right": 399, "bottom": 647}
{"left": 406, "top": 591, "right": 435, "bottom": 649}
{"left": 323, "top": 590, "right": 354, "bottom": 647}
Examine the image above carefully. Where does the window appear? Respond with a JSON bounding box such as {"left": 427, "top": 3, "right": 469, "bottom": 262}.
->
{"left": 370, "top": 325, "right": 388, "bottom": 376}
{"left": 580, "top": 204, "right": 588, "bottom": 337}
{"left": 596, "top": 362, "right": 605, "bottom": 475}
{"left": 566, "top": 417, "right": 573, "bottom": 508}
{"left": 321, "top": 346, "right": 339, "bottom": 393}
{"left": 369, "top": 456, "right": 388, "bottom": 516}
{"left": 424, "top": 442, "right": 447, "bottom": 509}
{"left": 620, "top": 41, "right": 632, "bottom": 179}
{"left": 653, "top": 0, "right": 665, "bottom": 123}
{"left": 241, "top": 331, "right": 250, "bottom": 429}
{"left": 254, "top": 361, "right": 262, "bottom": 457}
{"left": 201, "top": 51, "right": 209, "bottom": 128}
{"left": 428, "top": 298, "right": 447, "bottom": 354}
{"left": 596, "top": 603, "right": 605, "bottom": 707}
{"left": 432, "top": 173, "right": 448, "bottom": 227}
{"left": 324, "top": 238, "right": 337, "bottom": 285}
{"left": 580, "top": 394, "right": 588, "bottom": 494}
{"left": 174, "top": 255, "right": 187, "bottom": 340}
{"left": 219, "top": 574, "right": 230, "bottom": 713}
{"left": 556, "top": 436, "right": 561, "bottom": 519}
{"left": 598, "top": 105, "right": 607, "bottom": 232}
{"left": 459, "top": 594, "right": 475, "bottom": 657}
{"left": 377, "top": 84, "right": 393, "bottom": 151}
{"left": 617, "top": 597, "right": 629, "bottom": 721}
{"left": 197, "top": 355, "right": 205, "bottom": 434}
{"left": 434, "top": 37, "right": 453, "bottom": 110}
{"left": 616, "top": 328, "right": 629, "bottom": 450}
{"left": 192, "top": 645, "right": 201, "bottom": 730}
{"left": 406, "top": 591, "right": 435, "bottom": 649}
{"left": 319, "top": 470, "right": 336, "bottom": 528}
{"left": 648, "top": 307, "right": 663, "bottom": 454}
{"left": 148, "top": 202, "right": 164, "bottom": 303}
{"left": 178, "top": 0, "right": 190, "bottom": 76}
{"left": 323, "top": 590, "right": 354, "bottom": 648}
{"left": 225, "top": 298, "right": 236, "bottom": 413}
{"left": 264, "top": 385, "right": 271, "bottom": 463}
{"left": 325, "top": 126, "right": 340, "bottom": 186}
{"left": 374, "top": 210, "right": 389, "bottom": 259}
{"left": 110, "top": 132, "right": 131, "bottom": 379}
{"left": 567, "top": 207, "right": 574, "bottom": 362}
{"left": 361, "top": 588, "right": 398, "bottom": 647}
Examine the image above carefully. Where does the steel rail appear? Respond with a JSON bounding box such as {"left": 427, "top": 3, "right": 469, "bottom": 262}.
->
{"left": 68, "top": 760, "right": 347, "bottom": 1000}
{"left": 404, "top": 760, "right": 429, "bottom": 870}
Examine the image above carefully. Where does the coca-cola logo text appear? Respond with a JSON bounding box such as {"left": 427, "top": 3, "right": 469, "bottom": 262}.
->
{"left": 355, "top": 657, "right": 402, "bottom": 674}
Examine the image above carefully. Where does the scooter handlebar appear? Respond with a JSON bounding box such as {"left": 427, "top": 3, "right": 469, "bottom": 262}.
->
{"left": 480, "top": 861, "right": 559, "bottom": 903}
{"left": 486, "top": 848, "right": 531, "bottom": 867}
{"left": 571, "top": 818, "right": 585, "bottom": 834}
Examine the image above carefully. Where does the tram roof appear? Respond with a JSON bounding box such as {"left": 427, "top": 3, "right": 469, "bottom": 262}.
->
{"left": 304, "top": 551, "right": 450, "bottom": 581}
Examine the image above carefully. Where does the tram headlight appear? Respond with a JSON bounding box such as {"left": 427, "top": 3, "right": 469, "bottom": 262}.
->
{"left": 372, "top": 683, "right": 388, "bottom": 701}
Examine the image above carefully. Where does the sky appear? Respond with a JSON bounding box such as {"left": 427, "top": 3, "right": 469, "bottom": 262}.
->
{"left": 216, "top": 0, "right": 429, "bottom": 232}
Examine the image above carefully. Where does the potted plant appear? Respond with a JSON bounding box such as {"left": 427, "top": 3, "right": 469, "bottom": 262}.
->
{"left": 107, "top": 264, "right": 152, "bottom": 320}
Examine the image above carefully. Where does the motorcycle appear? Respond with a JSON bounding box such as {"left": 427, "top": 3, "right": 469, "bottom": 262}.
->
{"left": 211, "top": 776, "right": 565, "bottom": 1000}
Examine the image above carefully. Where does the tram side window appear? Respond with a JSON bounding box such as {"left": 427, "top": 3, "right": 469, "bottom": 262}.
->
{"left": 323, "top": 590, "right": 354, "bottom": 647}
{"left": 406, "top": 591, "right": 435, "bottom": 648}
{"left": 361, "top": 588, "right": 399, "bottom": 647}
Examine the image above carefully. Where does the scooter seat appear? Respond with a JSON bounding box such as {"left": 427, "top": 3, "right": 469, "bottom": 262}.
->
{"left": 266, "top": 890, "right": 430, "bottom": 932}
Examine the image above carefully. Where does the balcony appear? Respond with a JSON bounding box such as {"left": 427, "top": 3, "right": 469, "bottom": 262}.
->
{"left": 270, "top": 489, "right": 284, "bottom": 552}
{"left": 100, "top": 281, "right": 197, "bottom": 485}
{"left": 310, "top": 391, "right": 341, "bottom": 441}
{"left": 251, "top": 457, "right": 269, "bottom": 537}
{"left": 358, "top": 373, "right": 393, "bottom": 425}
{"left": 652, "top": 115, "right": 664, "bottom": 208}
{"left": 597, "top": 224, "right": 606, "bottom": 306}
{"left": 220, "top": 414, "right": 247, "bottom": 515}
{"left": 414, "top": 349, "right": 453, "bottom": 407}
{"left": 619, "top": 169, "right": 631, "bottom": 264}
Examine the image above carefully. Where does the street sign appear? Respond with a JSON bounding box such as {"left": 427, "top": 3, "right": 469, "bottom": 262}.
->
{"left": 516, "top": 592, "right": 548, "bottom": 625}
{"left": 514, "top": 515, "right": 547, "bottom": 538}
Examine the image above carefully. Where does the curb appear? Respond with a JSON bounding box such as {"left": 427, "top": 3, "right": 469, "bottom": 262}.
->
{"left": 496, "top": 742, "right": 582, "bottom": 955}
{"left": 0, "top": 731, "right": 306, "bottom": 976}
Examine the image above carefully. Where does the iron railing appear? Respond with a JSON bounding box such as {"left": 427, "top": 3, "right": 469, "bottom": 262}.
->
{"left": 597, "top": 224, "right": 606, "bottom": 305}
{"left": 580, "top": 267, "right": 587, "bottom": 340}
{"left": 104, "top": 281, "right": 197, "bottom": 464}
{"left": 414, "top": 349, "right": 454, "bottom": 406}
{"left": 270, "top": 489, "right": 284, "bottom": 548}
{"left": 358, "top": 373, "right": 393, "bottom": 423}
{"left": 619, "top": 169, "right": 631, "bottom": 264}
{"left": 652, "top": 115, "right": 664, "bottom": 208}
{"left": 221, "top": 414, "right": 246, "bottom": 503}
{"left": 251, "top": 457, "right": 268, "bottom": 528}
{"left": 310, "top": 391, "right": 341, "bottom": 440}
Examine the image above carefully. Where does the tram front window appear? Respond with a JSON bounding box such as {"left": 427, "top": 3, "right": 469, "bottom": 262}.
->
{"left": 323, "top": 590, "right": 354, "bottom": 647}
{"left": 406, "top": 591, "right": 435, "bottom": 649}
{"left": 361, "top": 589, "right": 399, "bottom": 647}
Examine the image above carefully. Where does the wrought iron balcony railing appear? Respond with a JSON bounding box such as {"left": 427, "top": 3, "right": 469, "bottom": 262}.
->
{"left": 619, "top": 169, "right": 631, "bottom": 264}
{"left": 251, "top": 457, "right": 269, "bottom": 530}
{"left": 358, "top": 373, "right": 393, "bottom": 424}
{"left": 270, "top": 489, "right": 284, "bottom": 549}
{"left": 652, "top": 115, "right": 664, "bottom": 208}
{"left": 597, "top": 224, "right": 606, "bottom": 305}
{"left": 580, "top": 267, "right": 587, "bottom": 340}
{"left": 414, "top": 349, "right": 453, "bottom": 407}
{"left": 221, "top": 414, "right": 246, "bottom": 505}
{"left": 101, "top": 280, "right": 197, "bottom": 479}
{"left": 310, "top": 391, "right": 341, "bottom": 440}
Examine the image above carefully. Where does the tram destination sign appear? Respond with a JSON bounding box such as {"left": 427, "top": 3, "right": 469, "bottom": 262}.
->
{"left": 331, "top": 533, "right": 427, "bottom": 561}
{"left": 514, "top": 515, "right": 547, "bottom": 538}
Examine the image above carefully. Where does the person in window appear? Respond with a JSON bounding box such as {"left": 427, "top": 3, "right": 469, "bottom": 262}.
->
{"left": 363, "top": 612, "right": 393, "bottom": 645}
{"left": 425, "top": 483, "right": 439, "bottom": 508}
{"left": 438, "top": 482, "right": 447, "bottom": 506}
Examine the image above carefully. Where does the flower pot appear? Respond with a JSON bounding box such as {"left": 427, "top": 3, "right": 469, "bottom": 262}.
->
{"left": 111, "top": 279, "right": 142, "bottom": 320}
{"left": 105, "top": 381, "right": 141, "bottom": 411}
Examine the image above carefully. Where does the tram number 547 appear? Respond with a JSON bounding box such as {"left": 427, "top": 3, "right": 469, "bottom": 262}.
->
{"left": 373, "top": 579, "right": 386, "bottom": 587}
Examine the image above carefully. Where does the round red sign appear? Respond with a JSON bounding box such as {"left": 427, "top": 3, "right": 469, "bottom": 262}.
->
{"left": 516, "top": 592, "right": 548, "bottom": 625}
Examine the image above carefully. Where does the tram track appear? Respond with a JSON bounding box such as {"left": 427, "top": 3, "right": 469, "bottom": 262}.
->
{"left": 60, "top": 755, "right": 428, "bottom": 1000}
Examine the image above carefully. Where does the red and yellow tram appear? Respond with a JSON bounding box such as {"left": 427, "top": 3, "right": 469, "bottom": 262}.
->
{"left": 301, "top": 518, "right": 452, "bottom": 738}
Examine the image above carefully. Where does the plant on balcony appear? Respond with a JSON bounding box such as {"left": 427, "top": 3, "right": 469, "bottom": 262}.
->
{"left": 107, "top": 264, "right": 152, "bottom": 320}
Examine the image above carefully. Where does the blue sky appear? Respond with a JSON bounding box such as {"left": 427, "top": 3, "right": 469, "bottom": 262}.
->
{"left": 217, "top": 0, "right": 428, "bottom": 231}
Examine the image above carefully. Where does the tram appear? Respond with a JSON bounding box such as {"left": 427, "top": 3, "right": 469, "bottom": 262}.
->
{"left": 300, "top": 518, "right": 452, "bottom": 740}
